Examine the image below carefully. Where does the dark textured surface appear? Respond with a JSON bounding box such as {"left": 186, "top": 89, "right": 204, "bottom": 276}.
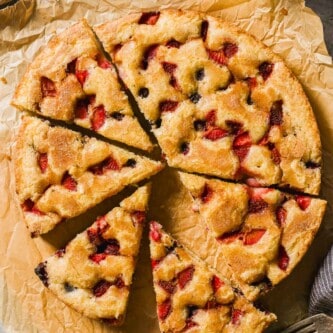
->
{"left": 306, "top": 0, "right": 333, "bottom": 57}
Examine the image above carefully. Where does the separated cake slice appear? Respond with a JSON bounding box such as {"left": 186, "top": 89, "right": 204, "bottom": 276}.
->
{"left": 11, "top": 19, "right": 153, "bottom": 151}
{"left": 149, "top": 221, "right": 276, "bottom": 332}
{"left": 179, "top": 172, "right": 327, "bottom": 300}
{"left": 34, "top": 184, "right": 150, "bottom": 325}
{"left": 95, "top": 9, "right": 322, "bottom": 194}
{"left": 13, "top": 116, "right": 163, "bottom": 236}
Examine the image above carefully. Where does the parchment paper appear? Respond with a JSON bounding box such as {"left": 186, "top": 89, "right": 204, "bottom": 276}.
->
{"left": 1, "top": 0, "right": 333, "bottom": 332}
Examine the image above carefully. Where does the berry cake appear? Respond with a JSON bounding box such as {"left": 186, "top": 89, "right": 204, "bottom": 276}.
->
{"left": 149, "top": 221, "right": 276, "bottom": 332}
{"left": 11, "top": 20, "right": 153, "bottom": 151}
{"left": 179, "top": 172, "right": 327, "bottom": 300}
{"left": 34, "top": 184, "right": 150, "bottom": 325}
{"left": 95, "top": 9, "right": 322, "bottom": 194}
{"left": 13, "top": 116, "right": 162, "bottom": 236}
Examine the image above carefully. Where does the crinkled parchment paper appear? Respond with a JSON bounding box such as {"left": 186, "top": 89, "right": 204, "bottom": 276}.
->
{"left": 1, "top": 0, "right": 333, "bottom": 332}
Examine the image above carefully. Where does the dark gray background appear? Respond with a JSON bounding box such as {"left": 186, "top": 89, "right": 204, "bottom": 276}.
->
{"left": 306, "top": 0, "right": 333, "bottom": 57}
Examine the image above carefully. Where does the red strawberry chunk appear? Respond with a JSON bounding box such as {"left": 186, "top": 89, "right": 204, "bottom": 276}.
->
{"left": 207, "top": 49, "right": 227, "bottom": 66}
{"left": 160, "top": 100, "right": 179, "bottom": 113}
{"left": 276, "top": 206, "right": 287, "bottom": 227}
{"left": 223, "top": 42, "right": 238, "bottom": 58}
{"left": 244, "top": 229, "right": 266, "bottom": 245}
{"left": 259, "top": 62, "right": 274, "bottom": 81}
{"left": 205, "top": 110, "right": 217, "bottom": 126}
{"left": 295, "top": 195, "right": 311, "bottom": 211}
{"left": 93, "top": 280, "right": 112, "bottom": 297}
{"left": 258, "top": 132, "right": 269, "bottom": 146}
{"left": 201, "top": 184, "right": 213, "bottom": 203}
{"left": 271, "top": 147, "right": 281, "bottom": 164}
{"left": 201, "top": 20, "right": 209, "bottom": 41}
{"left": 158, "top": 280, "right": 176, "bottom": 294}
{"left": 248, "top": 198, "right": 268, "bottom": 214}
{"left": 162, "top": 62, "right": 177, "bottom": 75}
{"left": 278, "top": 245, "right": 289, "bottom": 271}
{"left": 96, "top": 54, "right": 112, "bottom": 69}
{"left": 22, "top": 199, "right": 45, "bottom": 216}
{"left": 89, "top": 156, "right": 120, "bottom": 175}
{"left": 75, "top": 70, "right": 89, "bottom": 86}
{"left": 150, "top": 221, "right": 162, "bottom": 242}
{"left": 233, "top": 132, "right": 252, "bottom": 161}
{"left": 138, "top": 11, "right": 160, "bottom": 25}
{"left": 204, "top": 127, "right": 228, "bottom": 141}
{"left": 38, "top": 153, "right": 48, "bottom": 173}
{"left": 212, "top": 275, "right": 224, "bottom": 293}
{"left": 114, "top": 277, "right": 125, "bottom": 289}
{"left": 151, "top": 259, "right": 161, "bottom": 269}
{"left": 270, "top": 100, "right": 283, "bottom": 126}
{"left": 183, "top": 319, "right": 198, "bottom": 330}
{"left": 178, "top": 265, "right": 195, "bottom": 289}
{"left": 231, "top": 309, "right": 243, "bottom": 325}
{"left": 61, "top": 172, "right": 77, "bottom": 191}
{"left": 218, "top": 231, "right": 244, "bottom": 244}
{"left": 104, "top": 239, "right": 120, "bottom": 255}
{"left": 249, "top": 187, "right": 272, "bottom": 200}
{"left": 41, "top": 77, "right": 56, "bottom": 98}
{"left": 158, "top": 299, "right": 172, "bottom": 321}
{"left": 131, "top": 211, "right": 146, "bottom": 226}
{"left": 245, "top": 77, "right": 258, "bottom": 90}
{"left": 142, "top": 44, "right": 159, "bottom": 69}
{"left": 89, "top": 253, "right": 107, "bottom": 264}
{"left": 87, "top": 217, "right": 109, "bottom": 244}
{"left": 91, "top": 105, "right": 106, "bottom": 131}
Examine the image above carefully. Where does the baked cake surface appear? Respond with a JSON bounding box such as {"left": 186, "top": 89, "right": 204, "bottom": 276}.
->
{"left": 95, "top": 9, "right": 322, "bottom": 194}
{"left": 11, "top": 20, "right": 153, "bottom": 151}
{"left": 13, "top": 116, "right": 163, "bottom": 236}
{"left": 179, "top": 172, "right": 326, "bottom": 300}
{"left": 149, "top": 221, "right": 276, "bottom": 332}
{"left": 34, "top": 184, "right": 150, "bottom": 324}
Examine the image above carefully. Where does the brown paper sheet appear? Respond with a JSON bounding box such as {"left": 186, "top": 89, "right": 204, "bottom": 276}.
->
{"left": 1, "top": 0, "right": 333, "bottom": 332}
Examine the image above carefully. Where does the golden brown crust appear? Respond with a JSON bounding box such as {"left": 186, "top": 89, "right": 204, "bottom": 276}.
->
{"left": 95, "top": 9, "right": 322, "bottom": 194}
{"left": 149, "top": 222, "right": 276, "bottom": 332}
{"left": 13, "top": 116, "right": 163, "bottom": 236}
{"left": 34, "top": 185, "right": 150, "bottom": 323}
{"left": 179, "top": 172, "right": 327, "bottom": 299}
{"left": 11, "top": 19, "right": 153, "bottom": 151}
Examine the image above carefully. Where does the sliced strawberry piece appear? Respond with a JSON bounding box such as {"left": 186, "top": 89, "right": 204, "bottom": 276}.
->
{"left": 138, "top": 11, "right": 160, "bottom": 25}
{"left": 218, "top": 231, "right": 244, "bottom": 244}
{"left": 183, "top": 319, "right": 198, "bottom": 330}
{"left": 259, "top": 62, "right": 274, "bottom": 81}
{"left": 41, "top": 77, "right": 56, "bottom": 98}
{"left": 96, "top": 54, "right": 112, "bottom": 69}
{"left": 201, "top": 184, "right": 213, "bottom": 203}
{"left": 225, "top": 120, "right": 243, "bottom": 135}
{"left": 150, "top": 221, "right": 162, "bottom": 242}
{"left": 22, "top": 199, "right": 45, "bottom": 216}
{"left": 201, "top": 20, "right": 209, "bottom": 41}
{"left": 233, "top": 132, "right": 252, "bottom": 161}
{"left": 207, "top": 49, "right": 227, "bottom": 66}
{"left": 142, "top": 44, "right": 159, "bottom": 69}
{"left": 276, "top": 206, "right": 287, "bottom": 227}
{"left": 66, "top": 58, "right": 77, "bottom": 74}
{"left": 249, "top": 187, "right": 272, "bottom": 200}
{"left": 231, "top": 309, "right": 243, "bottom": 325}
{"left": 204, "top": 127, "right": 228, "bottom": 141}
{"left": 93, "top": 280, "right": 112, "bottom": 297}
{"left": 162, "top": 62, "right": 177, "bottom": 75}
{"left": 89, "top": 156, "right": 120, "bottom": 175}
{"left": 178, "top": 265, "right": 195, "bottom": 290}
{"left": 245, "top": 77, "right": 258, "bottom": 90}
{"left": 223, "top": 42, "right": 238, "bottom": 58}
{"left": 278, "top": 245, "right": 289, "bottom": 271}
{"left": 244, "top": 229, "right": 266, "bottom": 245}
{"left": 295, "top": 195, "right": 311, "bottom": 211}
{"left": 74, "top": 97, "right": 90, "bottom": 119}
{"left": 205, "top": 110, "right": 217, "bottom": 126}
{"left": 158, "top": 299, "right": 172, "bottom": 321}
{"left": 75, "top": 69, "right": 89, "bottom": 86}
{"left": 114, "top": 277, "right": 125, "bottom": 289}
{"left": 159, "top": 100, "right": 179, "bottom": 113}
{"left": 270, "top": 100, "right": 283, "bottom": 126}
{"left": 166, "top": 39, "right": 182, "bottom": 48}
{"left": 91, "top": 105, "right": 106, "bottom": 131}
{"left": 258, "top": 132, "right": 269, "bottom": 146}
{"left": 212, "top": 275, "right": 224, "bottom": 293}
{"left": 158, "top": 280, "right": 176, "bottom": 294}
{"left": 87, "top": 217, "right": 109, "bottom": 245}
{"left": 131, "top": 211, "right": 146, "bottom": 226}
{"left": 38, "top": 153, "right": 48, "bottom": 173}
{"left": 271, "top": 147, "right": 281, "bottom": 164}
{"left": 61, "top": 172, "right": 77, "bottom": 191}
{"left": 151, "top": 259, "right": 161, "bottom": 269}
{"left": 89, "top": 253, "right": 107, "bottom": 264}
{"left": 103, "top": 239, "right": 120, "bottom": 255}
{"left": 248, "top": 198, "right": 268, "bottom": 214}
